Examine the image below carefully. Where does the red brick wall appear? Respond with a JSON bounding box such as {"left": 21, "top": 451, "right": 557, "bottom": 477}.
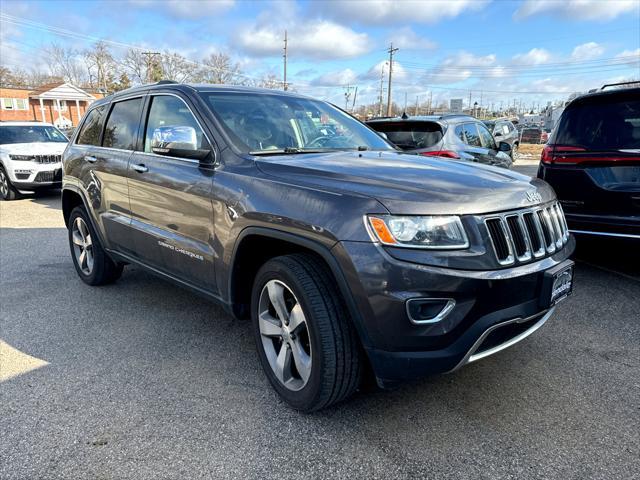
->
{"left": 0, "top": 87, "right": 98, "bottom": 126}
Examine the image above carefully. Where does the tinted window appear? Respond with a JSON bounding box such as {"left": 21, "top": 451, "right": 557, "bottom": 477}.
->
{"left": 368, "top": 121, "right": 443, "bottom": 150}
{"left": 103, "top": 98, "right": 142, "bottom": 150}
{"left": 462, "top": 123, "right": 481, "bottom": 147}
{"left": 77, "top": 106, "right": 106, "bottom": 146}
{"left": 454, "top": 125, "right": 464, "bottom": 141}
{"left": 555, "top": 96, "right": 640, "bottom": 150}
{"left": 144, "top": 95, "right": 209, "bottom": 153}
{"left": 202, "top": 92, "right": 392, "bottom": 153}
{"left": 477, "top": 123, "right": 497, "bottom": 149}
{"left": 0, "top": 125, "right": 67, "bottom": 145}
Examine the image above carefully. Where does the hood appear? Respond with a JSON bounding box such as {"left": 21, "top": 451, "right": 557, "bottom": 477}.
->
{"left": 0, "top": 142, "right": 67, "bottom": 156}
{"left": 255, "top": 150, "right": 555, "bottom": 215}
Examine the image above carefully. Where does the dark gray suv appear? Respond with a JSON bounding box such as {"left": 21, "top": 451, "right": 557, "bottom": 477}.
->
{"left": 61, "top": 83, "right": 574, "bottom": 411}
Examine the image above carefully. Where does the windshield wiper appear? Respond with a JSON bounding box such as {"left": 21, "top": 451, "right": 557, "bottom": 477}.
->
{"left": 250, "top": 147, "right": 338, "bottom": 155}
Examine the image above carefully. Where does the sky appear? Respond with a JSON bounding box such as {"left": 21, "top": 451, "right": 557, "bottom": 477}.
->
{"left": 1, "top": 0, "right": 639, "bottom": 110}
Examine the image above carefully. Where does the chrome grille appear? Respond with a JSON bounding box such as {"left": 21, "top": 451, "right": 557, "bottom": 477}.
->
{"left": 33, "top": 154, "right": 61, "bottom": 164}
{"left": 484, "top": 202, "right": 569, "bottom": 266}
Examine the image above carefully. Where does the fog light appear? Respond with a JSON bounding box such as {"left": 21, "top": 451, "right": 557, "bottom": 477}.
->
{"left": 406, "top": 298, "right": 455, "bottom": 325}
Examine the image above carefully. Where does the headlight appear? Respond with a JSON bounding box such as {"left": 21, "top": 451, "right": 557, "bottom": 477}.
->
{"left": 366, "top": 215, "right": 469, "bottom": 249}
{"left": 9, "top": 154, "right": 34, "bottom": 161}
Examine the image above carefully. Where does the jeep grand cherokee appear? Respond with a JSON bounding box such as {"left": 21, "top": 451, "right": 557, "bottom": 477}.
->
{"left": 61, "top": 82, "right": 575, "bottom": 411}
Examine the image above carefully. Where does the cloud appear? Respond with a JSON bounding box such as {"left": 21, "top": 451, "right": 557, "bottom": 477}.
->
{"left": 361, "top": 60, "right": 409, "bottom": 82}
{"left": 615, "top": 48, "right": 640, "bottom": 59}
{"left": 388, "top": 27, "right": 436, "bottom": 51}
{"left": 233, "top": 20, "right": 371, "bottom": 60}
{"left": 514, "top": 0, "right": 638, "bottom": 21}
{"left": 424, "top": 51, "right": 498, "bottom": 84}
{"left": 315, "top": 0, "right": 490, "bottom": 24}
{"left": 130, "top": 0, "right": 235, "bottom": 19}
{"left": 311, "top": 68, "right": 358, "bottom": 86}
{"left": 571, "top": 42, "right": 605, "bottom": 61}
{"left": 511, "top": 48, "right": 552, "bottom": 66}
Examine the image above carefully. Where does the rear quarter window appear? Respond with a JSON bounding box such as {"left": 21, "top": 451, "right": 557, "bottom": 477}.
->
{"left": 555, "top": 95, "right": 640, "bottom": 150}
{"left": 76, "top": 106, "right": 106, "bottom": 146}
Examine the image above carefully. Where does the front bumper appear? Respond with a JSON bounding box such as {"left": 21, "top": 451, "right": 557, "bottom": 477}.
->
{"left": 332, "top": 237, "right": 575, "bottom": 385}
{"left": 10, "top": 166, "right": 62, "bottom": 190}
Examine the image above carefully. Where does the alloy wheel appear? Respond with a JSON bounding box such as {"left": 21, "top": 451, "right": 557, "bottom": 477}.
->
{"left": 71, "top": 217, "right": 94, "bottom": 275}
{"left": 258, "top": 280, "right": 312, "bottom": 391}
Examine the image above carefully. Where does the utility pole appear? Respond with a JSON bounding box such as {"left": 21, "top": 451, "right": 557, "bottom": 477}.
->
{"left": 479, "top": 91, "right": 483, "bottom": 119}
{"left": 414, "top": 95, "right": 419, "bottom": 116}
{"left": 142, "top": 51, "right": 161, "bottom": 83}
{"left": 344, "top": 84, "right": 356, "bottom": 111}
{"left": 468, "top": 90, "right": 472, "bottom": 114}
{"left": 283, "top": 30, "right": 288, "bottom": 91}
{"left": 428, "top": 91, "right": 432, "bottom": 114}
{"left": 386, "top": 43, "right": 398, "bottom": 116}
{"left": 378, "top": 62, "right": 386, "bottom": 116}
{"left": 404, "top": 92, "right": 407, "bottom": 113}
{"left": 352, "top": 86, "right": 358, "bottom": 111}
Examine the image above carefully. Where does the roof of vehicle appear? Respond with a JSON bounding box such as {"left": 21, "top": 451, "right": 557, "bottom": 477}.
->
{"left": 569, "top": 85, "right": 640, "bottom": 105}
{"left": 93, "top": 81, "right": 314, "bottom": 108}
{"left": 366, "top": 114, "right": 476, "bottom": 124}
{"left": 0, "top": 121, "right": 56, "bottom": 127}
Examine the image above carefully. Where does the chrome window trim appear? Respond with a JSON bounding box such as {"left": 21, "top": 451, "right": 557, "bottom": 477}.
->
{"left": 406, "top": 298, "right": 456, "bottom": 325}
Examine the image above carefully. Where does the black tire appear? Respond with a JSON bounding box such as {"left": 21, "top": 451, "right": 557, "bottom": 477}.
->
{"left": 0, "top": 166, "right": 21, "bottom": 201}
{"left": 68, "top": 206, "right": 123, "bottom": 286}
{"left": 251, "top": 253, "right": 362, "bottom": 412}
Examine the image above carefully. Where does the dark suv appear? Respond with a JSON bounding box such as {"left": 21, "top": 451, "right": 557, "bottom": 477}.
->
{"left": 538, "top": 85, "right": 640, "bottom": 240}
{"left": 62, "top": 83, "right": 574, "bottom": 411}
{"left": 367, "top": 114, "right": 513, "bottom": 168}
{"left": 483, "top": 118, "right": 519, "bottom": 157}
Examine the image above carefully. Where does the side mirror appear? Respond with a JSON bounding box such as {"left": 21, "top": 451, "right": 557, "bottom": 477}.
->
{"left": 377, "top": 131, "right": 389, "bottom": 140}
{"left": 151, "top": 126, "right": 211, "bottom": 161}
{"left": 498, "top": 141, "right": 512, "bottom": 152}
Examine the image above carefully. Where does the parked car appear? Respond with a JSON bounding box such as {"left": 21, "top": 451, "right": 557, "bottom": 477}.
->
{"left": 538, "top": 84, "right": 640, "bottom": 240}
{"left": 483, "top": 119, "right": 519, "bottom": 158}
{"left": 0, "top": 121, "right": 68, "bottom": 200}
{"left": 367, "top": 114, "right": 513, "bottom": 168}
{"left": 520, "top": 126, "right": 546, "bottom": 144}
{"left": 62, "top": 83, "right": 574, "bottom": 411}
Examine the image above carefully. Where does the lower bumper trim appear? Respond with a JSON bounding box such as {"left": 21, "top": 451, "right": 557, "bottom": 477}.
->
{"left": 450, "top": 308, "right": 554, "bottom": 372}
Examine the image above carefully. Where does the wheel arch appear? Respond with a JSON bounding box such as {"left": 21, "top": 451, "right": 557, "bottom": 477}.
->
{"left": 228, "top": 227, "right": 373, "bottom": 349}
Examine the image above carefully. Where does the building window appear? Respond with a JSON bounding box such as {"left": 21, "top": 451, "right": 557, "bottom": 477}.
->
{"left": 0, "top": 98, "right": 29, "bottom": 110}
{"left": 55, "top": 100, "right": 68, "bottom": 112}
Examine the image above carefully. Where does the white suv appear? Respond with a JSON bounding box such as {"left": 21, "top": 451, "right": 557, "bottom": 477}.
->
{"left": 0, "top": 121, "right": 68, "bottom": 200}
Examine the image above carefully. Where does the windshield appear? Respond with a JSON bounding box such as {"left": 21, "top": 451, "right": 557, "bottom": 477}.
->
{"left": 368, "top": 121, "right": 443, "bottom": 150}
{"left": 0, "top": 125, "right": 68, "bottom": 144}
{"left": 201, "top": 92, "right": 393, "bottom": 153}
{"left": 555, "top": 97, "right": 640, "bottom": 150}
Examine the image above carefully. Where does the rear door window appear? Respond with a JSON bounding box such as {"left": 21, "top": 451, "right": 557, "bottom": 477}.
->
{"left": 77, "top": 106, "right": 106, "bottom": 146}
{"left": 462, "top": 123, "right": 481, "bottom": 147}
{"left": 555, "top": 96, "right": 640, "bottom": 150}
{"left": 477, "top": 123, "right": 497, "bottom": 149}
{"left": 369, "top": 121, "right": 443, "bottom": 150}
{"left": 103, "top": 97, "right": 143, "bottom": 150}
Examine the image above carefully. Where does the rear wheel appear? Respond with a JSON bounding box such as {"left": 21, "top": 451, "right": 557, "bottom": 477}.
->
{"left": 68, "top": 206, "right": 123, "bottom": 285}
{"left": 251, "top": 254, "right": 362, "bottom": 411}
{"left": 0, "top": 167, "right": 21, "bottom": 201}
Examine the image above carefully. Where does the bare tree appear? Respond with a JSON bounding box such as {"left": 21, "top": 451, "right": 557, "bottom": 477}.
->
{"left": 258, "top": 74, "right": 281, "bottom": 90}
{"left": 120, "top": 49, "right": 147, "bottom": 85}
{"left": 160, "top": 52, "right": 197, "bottom": 83}
{"left": 198, "top": 53, "right": 243, "bottom": 84}
{"left": 44, "top": 42, "right": 86, "bottom": 85}
{"left": 84, "top": 41, "right": 116, "bottom": 91}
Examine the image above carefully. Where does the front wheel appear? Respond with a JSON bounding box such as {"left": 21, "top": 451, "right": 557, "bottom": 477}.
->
{"left": 0, "top": 167, "right": 21, "bottom": 201}
{"left": 251, "top": 254, "right": 362, "bottom": 411}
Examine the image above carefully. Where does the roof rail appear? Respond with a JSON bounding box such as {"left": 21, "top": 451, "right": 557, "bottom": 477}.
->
{"left": 601, "top": 80, "right": 640, "bottom": 91}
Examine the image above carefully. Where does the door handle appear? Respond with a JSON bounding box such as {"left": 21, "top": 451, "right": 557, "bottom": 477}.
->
{"left": 84, "top": 155, "right": 98, "bottom": 163}
{"left": 132, "top": 163, "right": 148, "bottom": 173}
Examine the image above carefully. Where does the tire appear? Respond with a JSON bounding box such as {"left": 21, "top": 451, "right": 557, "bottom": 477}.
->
{"left": 68, "top": 206, "right": 123, "bottom": 286}
{"left": 0, "top": 166, "right": 21, "bottom": 201}
{"left": 251, "top": 253, "right": 362, "bottom": 412}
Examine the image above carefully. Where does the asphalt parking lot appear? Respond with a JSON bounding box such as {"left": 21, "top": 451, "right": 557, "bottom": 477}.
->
{"left": 1, "top": 163, "right": 639, "bottom": 479}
